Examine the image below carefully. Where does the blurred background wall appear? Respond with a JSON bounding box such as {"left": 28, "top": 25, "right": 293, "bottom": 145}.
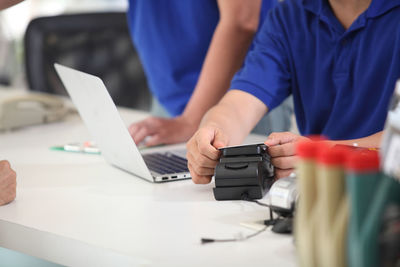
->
{"left": 0, "top": 0, "right": 128, "bottom": 87}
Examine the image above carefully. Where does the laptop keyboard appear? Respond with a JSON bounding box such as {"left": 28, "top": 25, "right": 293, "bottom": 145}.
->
{"left": 142, "top": 152, "right": 189, "bottom": 175}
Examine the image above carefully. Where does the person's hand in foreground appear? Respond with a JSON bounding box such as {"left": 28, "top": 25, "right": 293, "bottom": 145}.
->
{"left": 129, "top": 115, "right": 198, "bottom": 146}
{"left": 186, "top": 90, "right": 268, "bottom": 184}
{"left": 186, "top": 126, "right": 229, "bottom": 184}
{"left": 264, "top": 132, "right": 310, "bottom": 179}
{"left": 0, "top": 160, "right": 17, "bottom": 206}
{"left": 187, "top": 129, "right": 307, "bottom": 183}
{"left": 264, "top": 131, "right": 384, "bottom": 179}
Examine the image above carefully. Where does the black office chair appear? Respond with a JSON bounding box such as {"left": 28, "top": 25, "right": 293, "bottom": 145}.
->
{"left": 24, "top": 12, "right": 151, "bottom": 110}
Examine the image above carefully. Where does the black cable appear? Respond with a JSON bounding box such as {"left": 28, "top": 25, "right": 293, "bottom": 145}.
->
{"left": 241, "top": 193, "right": 274, "bottom": 222}
{"left": 201, "top": 226, "right": 268, "bottom": 244}
{"left": 240, "top": 194, "right": 269, "bottom": 206}
{"left": 200, "top": 193, "right": 274, "bottom": 244}
{"left": 243, "top": 198, "right": 270, "bottom": 208}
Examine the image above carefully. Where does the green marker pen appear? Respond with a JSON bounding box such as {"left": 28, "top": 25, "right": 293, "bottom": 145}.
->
{"left": 50, "top": 142, "right": 101, "bottom": 154}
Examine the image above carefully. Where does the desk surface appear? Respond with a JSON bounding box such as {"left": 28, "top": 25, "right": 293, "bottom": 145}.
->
{"left": 0, "top": 107, "right": 297, "bottom": 267}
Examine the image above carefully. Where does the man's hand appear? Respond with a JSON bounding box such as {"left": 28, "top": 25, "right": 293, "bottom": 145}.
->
{"left": 0, "top": 160, "right": 16, "bottom": 206}
{"left": 186, "top": 126, "right": 229, "bottom": 184}
{"left": 264, "top": 132, "right": 309, "bottom": 179}
{"left": 128, "top": 115, "right": 198, "bottom": 146}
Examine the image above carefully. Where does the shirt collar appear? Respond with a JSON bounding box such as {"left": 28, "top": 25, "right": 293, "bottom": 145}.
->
{"left": 365, "top": 0, "right": 400, "bottom": 18}
{"left": 302, "top": 0, "right": 400, "bottom": 18}
{"left": 302, "top": 0, "right": 322, "bottom": 15}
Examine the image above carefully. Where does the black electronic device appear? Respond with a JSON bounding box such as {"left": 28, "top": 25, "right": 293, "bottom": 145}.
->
{"left": 213, "top": 143, "right": 274, "bottom": 200}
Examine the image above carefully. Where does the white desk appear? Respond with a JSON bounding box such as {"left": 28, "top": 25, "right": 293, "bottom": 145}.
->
{"left": 0, "top": 107, "right": 297, "bottom": 267}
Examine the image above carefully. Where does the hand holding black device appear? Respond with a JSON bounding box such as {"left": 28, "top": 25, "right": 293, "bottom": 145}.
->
{"left": 213, "top": 143, "right": 274, "bottom": 200}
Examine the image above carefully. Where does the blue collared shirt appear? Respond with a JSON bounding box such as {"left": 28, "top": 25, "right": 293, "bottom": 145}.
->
{"left": 231, "top": 0, "right": 400, "bottom": 140}
{"left": 127, "top": 0, "right": 275, "bottom": 116}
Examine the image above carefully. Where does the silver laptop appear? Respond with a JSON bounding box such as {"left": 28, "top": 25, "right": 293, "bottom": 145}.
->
{"left": 54, "top": 63, "right": 191, "bottom": 183}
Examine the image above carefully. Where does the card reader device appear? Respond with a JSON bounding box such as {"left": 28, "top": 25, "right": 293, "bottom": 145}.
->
{"left": 213, "top": 144, "right": 274, "bottom": 200}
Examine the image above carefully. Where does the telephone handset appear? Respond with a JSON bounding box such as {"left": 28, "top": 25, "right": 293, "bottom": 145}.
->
{"left": 0, "top": 90, "right": 69, "bottom": 131}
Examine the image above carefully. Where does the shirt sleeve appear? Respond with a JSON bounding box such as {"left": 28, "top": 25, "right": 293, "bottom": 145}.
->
{"left": 230, "top": 10, "right": 291, "bottom": 111}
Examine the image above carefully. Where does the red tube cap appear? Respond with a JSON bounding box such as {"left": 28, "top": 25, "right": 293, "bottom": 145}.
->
{"left": 297, "top": 140, "right": 329, "bottom": 159}
{"left": 317, "top": 145, "right": 350, "bottom": 166}
{"left": 346, "top": 150, "right": 380, "bottom": 172}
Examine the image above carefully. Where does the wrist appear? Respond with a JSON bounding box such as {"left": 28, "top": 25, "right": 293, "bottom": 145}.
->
{"left": 176, "top": 114, "right": 200, "bottom": 131}
{"left": 180, "top": 112, "right": 203, "bottom": 127}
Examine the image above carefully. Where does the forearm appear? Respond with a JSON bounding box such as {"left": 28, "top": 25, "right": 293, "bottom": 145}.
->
{"left": 182, "top": 3, "right": 261, "bottom": 125}
{"left": 0, "top": 0, "right": 23, "bottom": 10}
{"left": 328, "top": 131, "right": 383, "bottom": 148}
{"left": 200, "top": 102, "right": 246, "bottom": 146}
{"left": 200, "top": 90, "right": 267, "bottom": 145}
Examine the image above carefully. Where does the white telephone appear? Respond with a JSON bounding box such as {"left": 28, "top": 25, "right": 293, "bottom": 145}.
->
{"left": 0, "top": 89, "right": 69, "bottom": 131}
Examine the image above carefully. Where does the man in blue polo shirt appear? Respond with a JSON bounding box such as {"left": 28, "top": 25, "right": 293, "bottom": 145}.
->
{"left": 127, "top": 0, "right": 293, "bottom": 146}
{"left": 186, "top": 0, "right": 400, "bottom": 183}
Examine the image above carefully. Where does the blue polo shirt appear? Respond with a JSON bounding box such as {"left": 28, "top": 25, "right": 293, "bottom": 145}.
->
{"left": 231, "top": 0, "right": 400, "bottom": 140}
{"left": 127, "top": 0, "right": 275, "bottom": 116}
